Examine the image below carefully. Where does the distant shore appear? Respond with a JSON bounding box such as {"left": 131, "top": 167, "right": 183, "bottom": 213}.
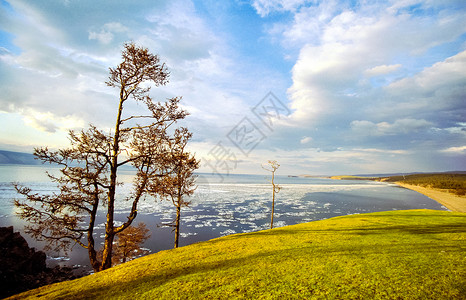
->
{"left": 395, "top": 182, "right": 466, "bottom": 213}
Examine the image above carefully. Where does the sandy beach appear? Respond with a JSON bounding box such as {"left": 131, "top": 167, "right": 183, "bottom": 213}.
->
{"left": 395, "top": 182, "right": 466, "bottom": 213}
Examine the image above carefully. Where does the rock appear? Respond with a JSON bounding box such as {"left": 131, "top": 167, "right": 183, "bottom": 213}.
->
{"left": 0, "top": 227, "right": 47, "bottom": 274}
{"left": 0, "top": 227, "right": 77, "bottom": 298}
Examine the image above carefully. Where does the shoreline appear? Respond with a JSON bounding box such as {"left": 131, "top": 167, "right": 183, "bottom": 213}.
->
{"left": 395, "top": 182, "right": 466, "bottom": 213}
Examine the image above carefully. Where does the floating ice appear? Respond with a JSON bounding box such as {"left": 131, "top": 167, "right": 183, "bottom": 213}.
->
{"left": 1, "top": 168, "right": 449, "bottom": 270}
{"left": 180, "top": 232, "right": 198, "bottom": 238}
{"left": 273, "top": 221, "right": 287, "bottom": 228}
{"left": 48, "top": 256, "right": 70, "bottom": 261}
{"left": 220, "top": 229, "right": 236, "bottom": 236}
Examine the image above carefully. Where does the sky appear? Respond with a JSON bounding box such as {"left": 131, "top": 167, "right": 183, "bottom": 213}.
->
{"left": 0, "top": 0, "right": 465, "bottom": 176}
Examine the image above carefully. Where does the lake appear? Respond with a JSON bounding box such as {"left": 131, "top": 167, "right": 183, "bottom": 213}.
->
{"left": 0, "top": 165, "right": 447, "bottom": 272}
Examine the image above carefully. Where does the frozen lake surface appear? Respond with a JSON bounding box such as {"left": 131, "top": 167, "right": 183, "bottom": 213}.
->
{"left": 0, "top": 165, "right": 447, "bottom": 271}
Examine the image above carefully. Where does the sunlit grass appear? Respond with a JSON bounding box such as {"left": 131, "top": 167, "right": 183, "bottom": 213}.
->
{"left": 10, "top": 209, "right": 466, "bottom": 299}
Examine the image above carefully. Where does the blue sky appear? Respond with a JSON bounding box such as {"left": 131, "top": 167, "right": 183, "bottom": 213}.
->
{"left": 0, "top": 0, "right": 465, "bottom": 175}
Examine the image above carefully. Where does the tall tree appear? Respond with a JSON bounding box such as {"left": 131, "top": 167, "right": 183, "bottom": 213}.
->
{"left": 14, "top": 43, "right": 189, "bottom": 271}
{"left": 262, "top": 160, "right": 281, "bottom": 229}
{"left": 156, "top": 127, "right": 199, "bottom": 248}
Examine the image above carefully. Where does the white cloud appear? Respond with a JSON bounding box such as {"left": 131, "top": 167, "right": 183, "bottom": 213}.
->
{"left": 103, "top": 22, "right": 129, "bottom": 33}
{"left": 1, "top": 0, "right": 289, "bottom": 152}
{"left": 352, "top": 148, "right": 409, "bottom": 155}
{"left": 376, "top": 50, "right": 466, "bottom": 124}
{"left": 243, "top": 146, "right": 415, "bottom": 175}
{"left": 283, "top": 0, "right": 466, "bottom": 160}
{"left": 1, "top": 0, "right": 465, "bottom": 173}
{"left": 89, "top": 31, "right": 114, "bottom": 44}
{"left": 143, "top": 0, "right": 217, "bottom": 62}
{"left": 364, "top": 64, "right": 402, "bottom": 77}
{"left": 387, "top": 50, "right": 466, "bottom": 98}
{"left": 252, "top": 0, "right": 308, "bottom": 17}
{"left": 350, "top": 118, "right": 433, "bottom": 136}
{"left": 23, "top": 112, "right": 58, "bottom": 133}
{"left": 440, "top": 146, "right": 466, "bottom": 153}
{"left": 89, "top": 22, "right": 129, "bottom": 44}
{"left": 269, "top": 0, "right": 341, "bottom": 49}
{"left": 300, "top": 136, "right": 312, "bottom": 144}
{"left": 21, "top": 109, "right": 84, "bottom": 133}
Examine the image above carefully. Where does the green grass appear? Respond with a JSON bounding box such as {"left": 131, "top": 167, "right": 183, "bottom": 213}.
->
{"left": 11, "top": 210, "right": 466, "bottom": 299}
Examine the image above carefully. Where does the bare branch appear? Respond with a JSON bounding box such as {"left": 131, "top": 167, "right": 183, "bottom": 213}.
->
{"left": 120, "top": 115, "right": 153, "bottom": 123}
{"left": 15, "top": 42, "right": 192, "bottom": 272}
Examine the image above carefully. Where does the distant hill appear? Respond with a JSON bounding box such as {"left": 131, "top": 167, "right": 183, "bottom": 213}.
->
{"left": 353, "top": 171, "right": 466, "bottom": 177}
{"left": 0, "top": 150, "right": 39, "bottom": 165}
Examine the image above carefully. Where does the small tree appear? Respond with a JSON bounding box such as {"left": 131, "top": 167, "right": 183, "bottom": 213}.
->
{"left": 14, "top": 43, "right": 189, "bottom": 272}
{"left": 157, "top": 128, "right": 199, "bottom": 248}
{"left": 262, "top": 160, "right": 281, "bottom": 229}
{"left": 113, "top": 223, "right": 151, "bottom": 264}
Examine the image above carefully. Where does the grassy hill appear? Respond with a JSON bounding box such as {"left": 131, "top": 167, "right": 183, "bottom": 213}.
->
{"left": 10, "top": 210, "right": 466, "bottom": 299}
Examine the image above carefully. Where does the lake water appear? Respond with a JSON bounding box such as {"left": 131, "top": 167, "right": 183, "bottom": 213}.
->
{"left": 0, "top": 165, "right": 447, "bottom": 271}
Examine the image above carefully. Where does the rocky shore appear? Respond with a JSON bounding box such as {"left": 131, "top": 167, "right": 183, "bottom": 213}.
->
{"left": 0, "top": 226, "right": 78, "bottom": 298}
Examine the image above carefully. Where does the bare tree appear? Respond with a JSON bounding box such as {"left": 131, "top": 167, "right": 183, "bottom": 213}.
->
{"left": 156, "top": 128, "right": 199, "bottom": 248}
{"left": 14, "top": 43, "right": 189, "bottom": 272}
{"left": 262, "top": 160, "right": 281, "bottom": 229}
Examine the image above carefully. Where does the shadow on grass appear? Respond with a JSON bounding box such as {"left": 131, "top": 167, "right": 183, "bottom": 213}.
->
{"left": 63, "top": 238, "right": 465, "bottom": 299}
{"left": 25, "top": 211, "right": 465, "bottom": 299}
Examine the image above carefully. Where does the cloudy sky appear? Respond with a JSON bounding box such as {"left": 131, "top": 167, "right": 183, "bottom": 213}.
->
{"left": 0, "top": 0, "right": 465, "bottom": 175}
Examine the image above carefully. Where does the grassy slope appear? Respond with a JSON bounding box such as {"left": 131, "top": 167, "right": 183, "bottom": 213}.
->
{"left": 11, "top": 210, "right": 466, "bottom": 300}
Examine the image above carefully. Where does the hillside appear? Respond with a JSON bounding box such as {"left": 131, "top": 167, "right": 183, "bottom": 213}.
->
{"left": 381, "top": 173, "right": 466, "bottom": 196}
{"left": 0, "top": 150, "right": 38, "bottom": 165}
{"left": 10, "top": 210, "right": 466, "bottom": 299}
{"left": 331, "top": 173, "right": 466, "bottom": 198}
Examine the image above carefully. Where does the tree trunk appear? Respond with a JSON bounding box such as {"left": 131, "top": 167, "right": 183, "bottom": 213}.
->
{"left": 122, "top": 241, "right": 128, "bottom": 264}
{"left": 87, "top": 192, "right": 100, "bottom": 272}
{"left": 270, "top": 194, "right": 275, "bottom": 229}
{"left": 270, "top": 172, "right": 275, "bottom": 229}
{"left": 101, "top": 93, "right": 125, "bottom": 271}
{"left": 174, "top": 204, "right": 181, "bottom": 248}
{"left": 101, "top": 232, "right": 115, "bottom": 270}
